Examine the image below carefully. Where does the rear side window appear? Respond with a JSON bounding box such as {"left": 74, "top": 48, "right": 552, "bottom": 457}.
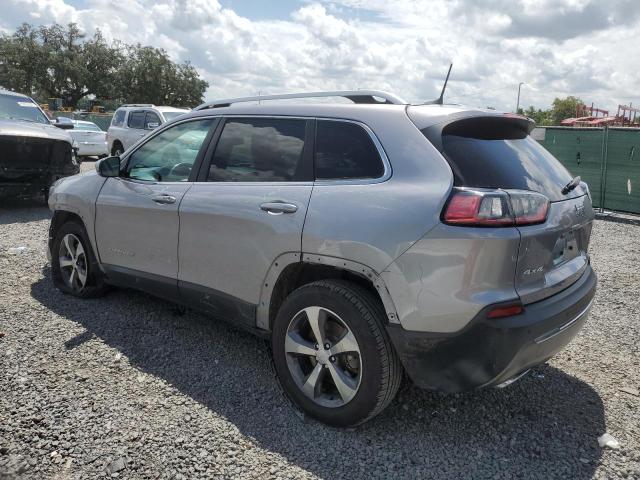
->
{"left": 208, "top": 118, "right": 307, "bottom": 182}
{"left": 431, "top": 118, "right": 574, "bottom": 202}
{"left": 315, "top": 120, "right": 384, "bottom": 180}
{"left": 127, "top": 111, "right": 145, "bottom": 129}
{"left": 111, "top": 109, "right": 125, "bottom": 127}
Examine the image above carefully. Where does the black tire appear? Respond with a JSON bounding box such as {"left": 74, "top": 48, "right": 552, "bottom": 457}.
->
{"left": 111, "top": 142, "right": 123, "bottom": 157}
{"left": 271, "top": 279, "right": 402, "bottom": 427}
{"left": 51, "top": 220, "right": 108, "bottom": 298}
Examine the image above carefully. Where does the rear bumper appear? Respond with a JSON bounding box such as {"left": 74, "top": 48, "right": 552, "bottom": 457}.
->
{"left": 386, "top": 265, "right": 597, "bottom": 392}
{"left": 77, "top": 142, "right": 108, "bottom": 157}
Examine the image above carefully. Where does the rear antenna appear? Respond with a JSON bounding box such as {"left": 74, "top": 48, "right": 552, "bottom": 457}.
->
{"left": 425, "top": 63, "right": 453, "bottom": 105}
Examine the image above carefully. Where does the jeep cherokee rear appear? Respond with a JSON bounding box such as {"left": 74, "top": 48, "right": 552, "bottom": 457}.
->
{"left": 47, "top": 91, "right": 596, "bottom": 427}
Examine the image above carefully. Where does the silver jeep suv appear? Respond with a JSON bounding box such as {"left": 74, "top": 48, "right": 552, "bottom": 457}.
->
{"left": 47, "top": 91, "right": 597, "bottom": 427}
{"left": 107, "top": 104, "right": 189, "bottom": 156}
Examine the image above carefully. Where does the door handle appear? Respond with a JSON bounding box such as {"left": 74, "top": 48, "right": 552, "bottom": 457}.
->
{"left": 260, "top": 202, "right": 298, "bottom": 214}
{"left": 151, "top": 194, "right": 177, "bottom": 205}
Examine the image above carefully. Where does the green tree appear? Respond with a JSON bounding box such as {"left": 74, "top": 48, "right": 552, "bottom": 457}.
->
{"left": 116, "top": 45, "right": 207, "bottom": 107}
{"left": 36, "top": 23, "right": 123, "bottom": 107}
{"left": 0, "top": 23, "right": 47, "bottom": 98}
{"left": 0, "top": 23, "right": 208, "bottom": 108}
{"left": 550, "top": 96, "right": 583, "bottom": 125}
{"left": 522, "top": 106, "right": 553, "bottom": 126}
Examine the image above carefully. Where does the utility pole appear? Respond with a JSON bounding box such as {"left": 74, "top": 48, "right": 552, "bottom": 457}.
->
{"left": 516, "top": 82, "right": 524, "bottom": 113}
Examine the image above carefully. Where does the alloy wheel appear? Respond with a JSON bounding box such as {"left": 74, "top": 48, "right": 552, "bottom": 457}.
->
{"left": 58, "top": 233, "right": 88, "bottom": 292}
{"left": 285, "top": 306, "right": 362, "bottom": 408}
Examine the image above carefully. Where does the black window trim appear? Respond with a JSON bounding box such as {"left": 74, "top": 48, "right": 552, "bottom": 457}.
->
{"left": 196, "top": 115, "right": 315, "bottom": 184}
{"left": 119, "top": 115, "right": 221, "bottom": 184}
{"left": 313, "top": 117, "right": 392, "bottom": 185}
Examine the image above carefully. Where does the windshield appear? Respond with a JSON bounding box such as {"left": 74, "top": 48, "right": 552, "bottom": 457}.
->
{"left": 0, "top": 94, "right": 50, "bottom": 124}
{"left": 162, "top": 111, "right": 187, "bottom": 121}
{"left": 73, "top": 122, "right": 102, "bottom": 132}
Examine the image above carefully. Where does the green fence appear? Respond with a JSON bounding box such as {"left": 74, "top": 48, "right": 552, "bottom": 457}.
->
{"left": 536, "top": 127, "right": 640, "bottom": 214}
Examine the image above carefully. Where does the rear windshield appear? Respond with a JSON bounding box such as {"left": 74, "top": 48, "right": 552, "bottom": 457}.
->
{"left": 426, "top": 118, "right": 578, "bottom": 202}
{"left": 74, "top": 122, "right": 102, "bottom": 132}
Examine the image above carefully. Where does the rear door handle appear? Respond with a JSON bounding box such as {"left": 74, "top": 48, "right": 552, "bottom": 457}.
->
{"left": 151, "top": 194, "right": 177, "bottom": 205}
{"left": 260, "top": 202, "right": 298, "bottom": 214}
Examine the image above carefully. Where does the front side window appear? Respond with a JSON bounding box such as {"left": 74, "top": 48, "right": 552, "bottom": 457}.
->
{"left": 127, "top": 111, "right": 145, "bottom": 129}
{"left": 208, "top": 118, "right": 307, "bottom": 182}
{"left": 125, "top": 119, "right": 214, "bottom": 182}
{"left": 145, "top": 112, "right": 161, "bottom": 130}
{"left": 315, "top": 120, "right": 384, "bottom": 180}
{"left": 111, "top": 109, "right": 125, "bottom": 127}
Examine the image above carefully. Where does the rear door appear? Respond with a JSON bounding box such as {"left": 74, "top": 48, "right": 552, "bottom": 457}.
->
{"left": 425, "top": 115, "right": 595, "bottom": 304}
{"left": 123, "top": 110, "right": 147, "bottom": 150}
{"left": 177, "top": 116, "right": 314, "bottom": 325}
{"left": 95, "top": 117, "right": 217, "bottom": 297}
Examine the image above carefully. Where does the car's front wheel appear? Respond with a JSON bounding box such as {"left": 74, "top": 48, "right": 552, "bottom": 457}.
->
{"left": 271, "top": 280, "right": 402, "bottom": 427}
{"left": 51, "top": 221, "right": 108, "bottom": 298}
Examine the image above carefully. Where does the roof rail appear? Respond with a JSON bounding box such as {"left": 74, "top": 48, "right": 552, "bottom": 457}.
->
{"left": 120, "top": 103, "right": 155, "bottom": 108}
{"left": 194, "top": 90, "right": 407, "bottom": 110}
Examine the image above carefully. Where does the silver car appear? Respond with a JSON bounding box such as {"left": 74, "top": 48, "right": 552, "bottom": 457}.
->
{"left": 47, "top": 91, "right": 597, "bottom": 427}
{"left": 69, "top": 120, "right": 108, "bottom": 158}
{"left": 107, "top": 104, "right": 189, "bottom": 156}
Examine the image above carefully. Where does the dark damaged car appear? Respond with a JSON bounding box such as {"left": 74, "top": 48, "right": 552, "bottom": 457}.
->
{"left": 0, "top": 89, "right": 79, "bottom": 201}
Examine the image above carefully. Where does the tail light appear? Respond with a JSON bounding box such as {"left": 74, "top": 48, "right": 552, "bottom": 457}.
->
{"left": 443, "top": 188, "right": 549, "bottom": 227}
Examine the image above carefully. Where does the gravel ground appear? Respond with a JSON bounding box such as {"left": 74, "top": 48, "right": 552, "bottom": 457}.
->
{"left": 1, "top": 168, "right": 639, "bottom": 479}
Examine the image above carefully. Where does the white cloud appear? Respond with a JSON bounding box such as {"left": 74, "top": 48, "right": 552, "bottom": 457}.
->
{"left": 2, "top": 0, "right": 639, "bottom": 111}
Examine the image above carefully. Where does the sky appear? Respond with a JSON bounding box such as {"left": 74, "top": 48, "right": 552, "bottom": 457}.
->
{"left": 2, "top": 0, "right": 639, "bottom": 112}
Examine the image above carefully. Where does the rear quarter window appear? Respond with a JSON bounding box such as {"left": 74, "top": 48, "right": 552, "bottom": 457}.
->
{"left": 315, "top": 120, "right": 384, "bottom": 180}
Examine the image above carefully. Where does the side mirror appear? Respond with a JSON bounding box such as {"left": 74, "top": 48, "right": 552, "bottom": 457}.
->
{"left": 96, "top": 156, "right": 121, "bottom": 177}
{"left": 54, "top": 117, "right": 74, "bottom": 130}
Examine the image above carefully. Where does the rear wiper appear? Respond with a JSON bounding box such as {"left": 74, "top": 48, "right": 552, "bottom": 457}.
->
{"left": 561, "top": 176, "right": 581, "bottom": 195}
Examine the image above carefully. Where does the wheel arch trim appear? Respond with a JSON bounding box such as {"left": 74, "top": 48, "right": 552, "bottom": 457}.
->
{"left": 256, "top": 252, "right": 401, "bottom": 330}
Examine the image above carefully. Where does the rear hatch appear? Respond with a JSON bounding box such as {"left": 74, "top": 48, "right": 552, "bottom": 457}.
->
{"left": 418, "top": 113, "right": 594, "bottom": 304}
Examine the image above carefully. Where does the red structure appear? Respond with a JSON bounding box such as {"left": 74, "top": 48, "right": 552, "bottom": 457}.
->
{"left": 561, "top": 102, "right": 640, "bottom": 127}
{"left": 615, "top": 104, "right": 639, "bottom": 126}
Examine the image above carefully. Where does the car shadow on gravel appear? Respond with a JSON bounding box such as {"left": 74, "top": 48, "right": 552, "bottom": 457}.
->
{"left": 31, "top": 270, "right": 605, "bottom": 479}
{"left": 0, "top": 197, "right": 51, "bottom": 225}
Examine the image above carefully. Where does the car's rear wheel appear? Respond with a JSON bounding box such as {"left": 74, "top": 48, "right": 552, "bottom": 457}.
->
{"left": 272, "top": 280, "right": 402, "bottom": 427}
{"left": 51, "top": 221, "right": 108, "bottom": 298}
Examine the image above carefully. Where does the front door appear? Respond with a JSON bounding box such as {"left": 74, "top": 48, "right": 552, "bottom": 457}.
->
{"left": 178, "top": 117, "right": 314, "bottom": 325}
{"left": 95, "top": 117, "right": 218, "bottom": 297}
